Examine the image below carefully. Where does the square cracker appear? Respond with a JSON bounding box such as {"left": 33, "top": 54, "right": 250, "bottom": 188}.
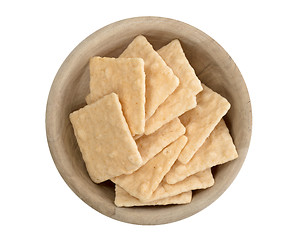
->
{"left": 119, "top": 35, "right": 179, "bottom": 119}
{"left": 88, "top": 57, "right": 145, "bottom": 135}
{"left": 178, "top": 84, "right": 231, "bottom": 164}
{"left": 69, "top": 93, "right": 143, "bottom": 183}
{"left": 136, "top": 118, "right": 185, "bottom": 165}
{"left": 114, "top": 185, "right": 192, "bottom": 207}
{"left": 165, "top": 119, "right": 238, "bottom": 184}
{"left": 144, "top": 40, "right": 202, "bottom": 135}
{"left": 112, "top": 136, "right": 187, "bottom": 201}
{"left": 142, "top": 169, "right": 214, "bottom": 202}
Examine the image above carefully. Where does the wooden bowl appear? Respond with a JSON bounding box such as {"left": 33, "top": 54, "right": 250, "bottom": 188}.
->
{"left": 46, "top": 17, "right": 252, "bottom": 225}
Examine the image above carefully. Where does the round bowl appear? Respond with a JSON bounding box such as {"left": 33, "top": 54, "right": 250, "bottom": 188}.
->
{"left": 46, "top": 16, "right": 252, "bottom": 225}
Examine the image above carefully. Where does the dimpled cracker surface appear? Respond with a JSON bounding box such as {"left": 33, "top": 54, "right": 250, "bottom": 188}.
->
{"left": 178, "top": 84, "right": 231, "bottom": 164}
{"left": 69, "top": 93, "right": 143, "bottom": 183}
{"left": 88, "top": 57, "right": 145, "bottom": 135}
{"left": 136, "top": 118, "right": 185, "bottom": 165}
{"left": 143, "top": 169, "right": 214, "bottom": 202}
{"left": 114, "top": 185, "right": 192, "bottom": 207}
{"left": 119, "top": 35, "right": 179, "bottom": 119}
{"left": 112, "top": 136, "right": 187, "bottom": 201}
{"left": 166, "top": 119, "right": 238, "bottom": 184}
{"left": 144, "top": 40, "right": 202, "bottom": 135}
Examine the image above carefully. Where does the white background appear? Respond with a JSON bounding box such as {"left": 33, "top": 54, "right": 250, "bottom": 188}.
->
{"left": 1, "top": 0, "right": 299, "bottom": 239}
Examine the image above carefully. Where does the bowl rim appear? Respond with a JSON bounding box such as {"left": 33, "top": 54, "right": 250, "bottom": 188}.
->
{"left": 46, "top": 16, "right": 252, "bottom": 225}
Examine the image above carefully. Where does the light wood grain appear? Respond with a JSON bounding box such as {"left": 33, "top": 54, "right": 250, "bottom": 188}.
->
{"left": 46, "top": 16, "right": 252, "bottom": 225}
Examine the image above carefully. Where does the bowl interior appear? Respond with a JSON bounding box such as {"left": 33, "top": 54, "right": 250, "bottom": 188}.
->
{"left": 46, "top": 17, "right": 252, "bottom": 225}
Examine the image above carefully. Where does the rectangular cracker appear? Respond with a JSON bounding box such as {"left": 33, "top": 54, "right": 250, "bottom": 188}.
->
{"left": 143, "top": 169, "right": 214, "bottom": 202}
{"left": 88, "top": 57, "right": 145, "bottom": 135}
{"left": 136, "top": 118, "right": 185, "bottom": 164}
{"left": 69, "top": 93, "right": 143, "bottom": 183}
{"left": 114, "top": 185, "right": 192, "bottom": 207}
{"left": 165, "top": 119, "right": 238, "bottom": 184}
{"left": 119, "top": 35, "right": 179, "bottom": 119}
{"left": 144, "top": 40, "right": 202, "bottom": 135}
{"left": 178, "top": 84, "right": 231, "bottom": 164}
{"left": 112, "top": 136, "right": 187, "bottom": 201}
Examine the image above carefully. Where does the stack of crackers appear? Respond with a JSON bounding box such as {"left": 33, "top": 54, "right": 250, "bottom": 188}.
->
{"left": 70, "top": 35, "right": 238, "bottom": 207}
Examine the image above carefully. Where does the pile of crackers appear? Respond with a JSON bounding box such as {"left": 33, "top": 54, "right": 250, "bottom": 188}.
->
{"left": 70, "top": 36, "right": 238, "bottom": 207}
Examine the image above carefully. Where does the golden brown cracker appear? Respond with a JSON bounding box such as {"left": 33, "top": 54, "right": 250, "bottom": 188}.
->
{"left": 144, "top": 40, "right": 202, "bottom": 135}
{"left": 136, "top": 118, "right": 185, "bottom": 164}
{"left": 114, "top": 185, "right": 192, "bottom": 207}
{"left": 178, "top": 84, "right": 230, "bottom": 164}
{"left": 120, "top": 35, "right": 179, "bottom": 119}
{"left": 165, "top": 119, "right": 238, "bottom": 184}
{"left": 69, "top": 93, "right": 143, "bottom": 183}
{"left": 112, "top": 136, "right": 187, "bottom": 201}
{"left": 144, "top": 169, "right": 214, "bottom": 202}
{"left": 88, "top": 57, "right": 145, "bottom": 135}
